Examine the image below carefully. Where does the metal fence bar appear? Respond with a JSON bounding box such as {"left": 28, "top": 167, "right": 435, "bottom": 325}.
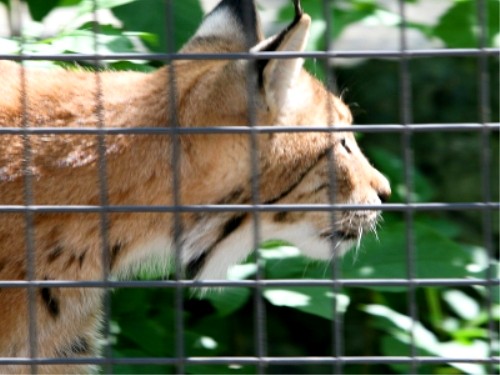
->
{"left": 0, "top": 279, "right": 497, "bottom": 289}
{"left": 476, "top": 1, "right": 496, "bottom": 373}
{"left": 1, "top": 123, "right": 499, "bottom": 135}
{"left": 1, "top": 48, "right": 499, "bottom": 61}
{"left": 91, "top": 3, "right": 113, "bottom": 372}
{"left": 1, "top": 202, "right": 498, "bottom": 214}
{"left": 18, "top": 23, "right": 39, "bottom": 375}
{"left": 398, "top": 0, "right": 418, "bottom": 372}
{"left": 163, "top": 1, "right": 186, "bottom": 373}
{"left": 324, "top": 1, "right": 345, "bottom": 373}
{"left": 1, "top": 356, "right": 498, "bottom": 366}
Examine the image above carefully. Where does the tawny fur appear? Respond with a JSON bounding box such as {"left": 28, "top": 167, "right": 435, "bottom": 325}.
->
{"left": 0, "top": 1, "right": 390, "bottom": 373}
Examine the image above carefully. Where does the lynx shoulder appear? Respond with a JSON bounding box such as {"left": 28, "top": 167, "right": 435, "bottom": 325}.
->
{"left": 0, "top": 0, "right": 390, "bottom": 373}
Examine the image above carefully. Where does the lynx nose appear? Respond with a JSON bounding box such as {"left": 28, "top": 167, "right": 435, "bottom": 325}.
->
{"left": 378, "top": 187, "right": 391, "bottom": 203}
{"left": 372, "top": 171, "right": 391, "bottom": 203}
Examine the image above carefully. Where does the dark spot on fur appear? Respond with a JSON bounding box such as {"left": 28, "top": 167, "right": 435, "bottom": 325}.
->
{"left": 0, "top": 259, "right": 5, "bottom": 273}
{"left": 186, "top": 214, "right": 247, "bottom": 279}
{"left": 65, "top": 254, "right": 76, "bottom": 268}
{"left": 186, "top": 252, "right": 208, "bottom": 279}
{"left": 191, "top": 212, "right": 202, "bottom": 223}
{"left": 78, "top": 251, "right": 87, "bottom": 269}
{"left": 273, "top": 211, "right": 289, "bottom": 222}
{"left": 110, "top": 243, "right": 122, "bottom": 269}
{"left": 221, "top": 215, "right": 246, "bottom": 238}
{"left": 265, "top": 148, "right": 330, "bottom": 205}
{"left": 40, "top": 286, "right": 59, "bottom": 319}
{"left": 216, "top": 187, "right": 245, "bottom": 205}
{"left": 47, "top": 246, "right": 63, "bottom": 263}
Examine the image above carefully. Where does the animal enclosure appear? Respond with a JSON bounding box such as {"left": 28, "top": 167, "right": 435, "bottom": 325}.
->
{"left": 0, "top": 0, "right": 498, "bottom": 374}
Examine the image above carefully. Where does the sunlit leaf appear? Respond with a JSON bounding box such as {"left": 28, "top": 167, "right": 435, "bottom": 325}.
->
{"left": 263, "top": 288, "right": 349, "bottom": 320}
{"left": 365, "top": 304, "right": 489, "bottom": 374}
{"left": 443, "top": 289, "right": 480, "bottom": 321}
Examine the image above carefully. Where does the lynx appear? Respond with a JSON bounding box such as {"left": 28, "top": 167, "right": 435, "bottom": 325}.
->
{"left": 0, "top": 0, "right": 390, "bottom": 373}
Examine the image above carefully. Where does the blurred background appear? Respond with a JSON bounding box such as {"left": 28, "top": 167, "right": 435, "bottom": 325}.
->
{"left": 0, "top": 0, "right": 498, "bottom": 373}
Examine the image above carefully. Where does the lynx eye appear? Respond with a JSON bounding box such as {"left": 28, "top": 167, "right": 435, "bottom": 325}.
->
{"left": 340, "top": 138, "right": 352, "bottom": 154}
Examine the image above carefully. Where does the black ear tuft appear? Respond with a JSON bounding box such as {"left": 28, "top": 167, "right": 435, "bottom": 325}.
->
{"left": 293, "top": 0, "right": 304, "bottom": 20}
{"left": 255, "top": 0, "right": 307, "bottom": 84}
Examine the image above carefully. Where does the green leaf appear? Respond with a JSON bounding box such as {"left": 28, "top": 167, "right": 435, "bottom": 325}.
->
{"left": 433, "top": 1, "right": 476, "bottom": 48}
{"left": 341, "top": 221, "right": 477, "bottom": 290}
{"left": 59, "top": 0, "right": 84, "bottom": 6}
{"left": 30, "top": 24, "right": 153, "bottom": 68}
{"left": 200, "top": 287, "right": 251, "bottom": 317}
{"left": 365, "top": 304, "right": 489, "bottom": 374}
{"left": 112, "top": 0, "right": 203, "bottom": 52}
{"left": 25, "top": 0, "right": 59, "bottom": 21}
{"left": 443, "top": 289, "right": 480, "bottom": 321}
{"left": 366, "top": 148, "right": 435, "bottom": 202}
{"left": 263, "top": 287, "right": 349, "bottom": 320}
{"left": 430, "top": 0, "right": 499, "bottom": 48}
{"left": 77, "top": 0, "right": 137, "bottom": 16}
{"left": 117, "top": 318, "right": 173, "bottom": 356}
{"left": 113, "top": 348, "right": 173, "bottom": 374}
{"left": 0, "top": 37, "right": 19, "bottom": 53}
{"left": 111, "top": 288, "right": 154, "bottom": 316}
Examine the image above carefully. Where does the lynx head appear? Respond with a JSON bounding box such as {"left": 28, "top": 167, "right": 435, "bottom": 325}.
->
{"left": 175, "top": 0, "right": 391, "bottom": 279}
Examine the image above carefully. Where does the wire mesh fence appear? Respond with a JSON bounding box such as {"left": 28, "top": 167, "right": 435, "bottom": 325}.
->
{"left": 0, "top": 0, "right": 499, "bottom": 374}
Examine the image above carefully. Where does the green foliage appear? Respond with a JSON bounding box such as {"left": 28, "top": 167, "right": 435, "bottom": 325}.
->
{"left": 2, "top": 0, "right": 498, "bottom": 373}
{"left": 433, "top": 0, "right": 500, "bottom": 48}
{"left": 112, "top": 0, "right": 203, "bottom": 52}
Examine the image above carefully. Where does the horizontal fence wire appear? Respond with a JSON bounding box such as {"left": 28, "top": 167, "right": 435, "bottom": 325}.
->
{"left": 1, "top": 203, "right": 498, "bottom": 213}
{"left": 0, "top": 123, "right": 499, "bottom": 134}
{"left": 0, "top": 279, "right": 497, "bottom": 289}
{"left": 0, "top": 48, "right": 499, "bottom": 61}
{"left": 1, "top": 356, "right": 498, "bottom": 366}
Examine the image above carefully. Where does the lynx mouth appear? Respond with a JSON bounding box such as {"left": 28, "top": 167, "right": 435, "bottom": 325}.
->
{"left": 320, "top": 230, "right": 359, "bottom": 242}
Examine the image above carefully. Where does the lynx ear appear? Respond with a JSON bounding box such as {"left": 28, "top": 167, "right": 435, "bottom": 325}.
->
{"left": 184, "top": 0, "right": 263, "bottom": 51}
{"left": 253, "top": 1, "right": 311, "bottom": 115}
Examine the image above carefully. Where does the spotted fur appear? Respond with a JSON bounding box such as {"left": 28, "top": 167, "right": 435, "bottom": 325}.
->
{"left": 0, "top": 0, "right": 390, "bottom": 373}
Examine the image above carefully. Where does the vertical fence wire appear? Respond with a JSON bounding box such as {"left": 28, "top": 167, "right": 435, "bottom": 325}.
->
{"left": 164, "top": 1, "right": 186, "bottom": 373}
{"left": 323, "top": 1, "right": 344, "bottom": 374}
{"left": 398, "top": 0, "right": 418, "bottom": 373}
{"left": 476, "top": 0, "right": 495, "bottom": 373}
{"left": 242, "top": 5, "right": 268, "bottom": 372}
{"left": 91, "top": 2, "right": 114, "bottom": 373}
{"left": 18, "top": 7, "right": 38, "bottom": 372}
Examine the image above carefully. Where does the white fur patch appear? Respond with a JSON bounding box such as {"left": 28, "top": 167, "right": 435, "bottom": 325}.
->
{"left": 116, "top": 235, "right": 171, "bottom": 279}
{"left": 197, "top": 220, "right": 354, "bottom": 280}
{"left": 261, "top": 222, "right": 355, "bottom": 260}
{"left": 197, "top": 220, "right": 255, "bottom": 280}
